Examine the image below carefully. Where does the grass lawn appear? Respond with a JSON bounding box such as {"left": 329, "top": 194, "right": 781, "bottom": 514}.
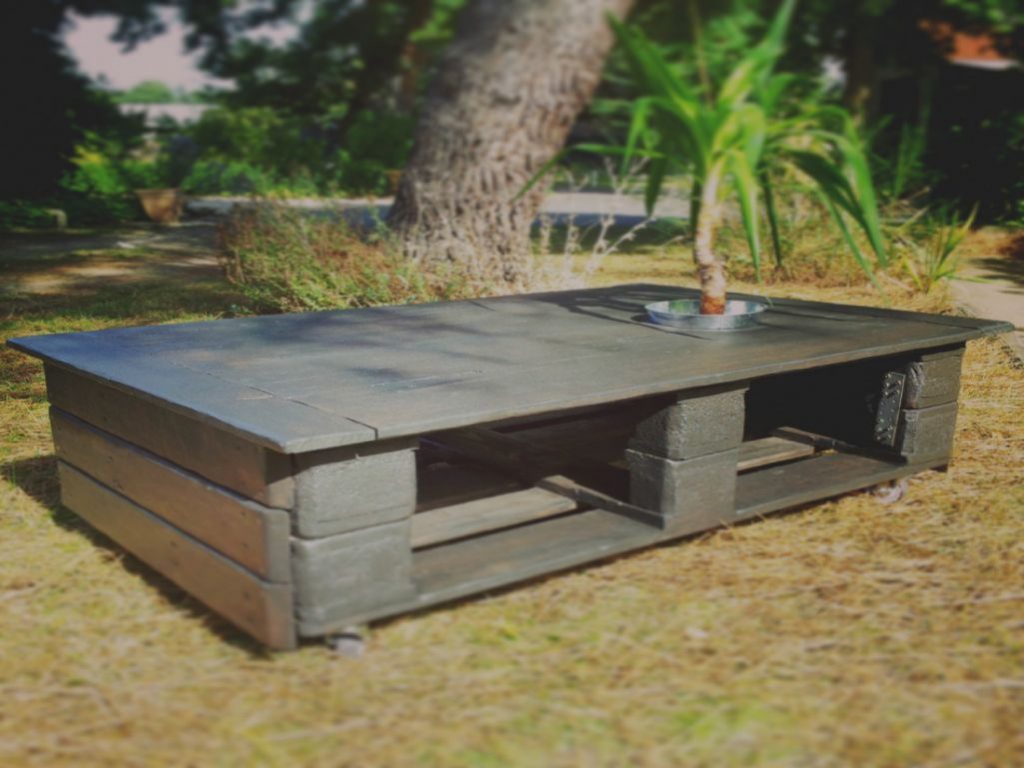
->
{"left": 1, "top": 237, "right": 1022, "bottom": 767}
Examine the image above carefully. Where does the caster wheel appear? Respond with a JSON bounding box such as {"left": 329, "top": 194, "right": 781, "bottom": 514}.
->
{"left": 871, "top": 478, "right": 908, "bottom": 505}
{"left": 326, "top": 626, "right": 368, "bottom": 658}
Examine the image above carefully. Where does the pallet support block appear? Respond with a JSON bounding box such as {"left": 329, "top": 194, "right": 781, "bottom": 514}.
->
{"left": 894, "top": 345, "right": 964, "bottom": 464}
{"left": 293, "top": 438, "right": 418, "bottom": 537}
{"left": 903, "top": 345, "right": 964, "bottom": 409}
{"left": 630, "top": 384, "right": 746, "bottom": 459}
{"left": 626, "top": 448, "right": 740, "bottom": 533}
{"left": 627, "top": 383, "right": 747, "bottom": 532}
{"left": 898, "top": 401, "right": 958, "bottom": 465}
{"left": 291, "top": 520, "right": 416, "bottom": 633}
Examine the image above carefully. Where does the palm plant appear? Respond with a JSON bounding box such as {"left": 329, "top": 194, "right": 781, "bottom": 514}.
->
{"left": 610, "top": 0, "right": 887, "bottom": 314}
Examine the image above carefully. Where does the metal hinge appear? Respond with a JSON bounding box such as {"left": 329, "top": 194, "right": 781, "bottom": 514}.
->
{"left": 873, "top": 371, "right": 906, "bottom": 447}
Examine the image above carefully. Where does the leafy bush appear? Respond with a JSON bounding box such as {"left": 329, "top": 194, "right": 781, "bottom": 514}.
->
{"left": 217, "top": 204, "right": 468, "bottom": 312}
{"left": 59, "top": 145, "right": 138, "bottom": 224}
{"left": 327, "top": 111, "right": 415, "bottom": 194}
{"left": 182, "top": 160, "right": 272, "bottom": 195}
{"left": 893, "top": 206, "right": 977, "bottom": 293}
{"left": 186, "top": 107, "right": 323, "bottom": 184}
{"left": 0, "top": 200, "right": 58, "bottom": 230}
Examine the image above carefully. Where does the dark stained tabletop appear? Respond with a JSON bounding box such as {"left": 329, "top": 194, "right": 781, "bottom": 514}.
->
{"left": 10, "top": 284, "right": 1012, "bottom": 453}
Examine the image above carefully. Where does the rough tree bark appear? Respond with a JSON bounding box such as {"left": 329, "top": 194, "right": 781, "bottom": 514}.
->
{"left": 387, "top": 0, "right": 636, "bottom": 287}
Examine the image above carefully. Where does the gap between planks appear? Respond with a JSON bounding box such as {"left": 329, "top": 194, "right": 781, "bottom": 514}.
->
{"left": 409, "top": 434, "right": 819, "bottom": 547}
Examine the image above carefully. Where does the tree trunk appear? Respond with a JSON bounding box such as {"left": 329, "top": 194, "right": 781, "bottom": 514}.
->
{"left": 694, "top": 172, "right": 727, "bottom": 315}
{"left": 842, "top": 15, "right": 877, "bottom": 125}
{"left": 387, "top": 0, "right": 635, "bottom": 287}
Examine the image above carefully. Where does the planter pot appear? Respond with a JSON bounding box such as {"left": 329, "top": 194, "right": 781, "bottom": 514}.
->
{"left": 645, "top": 298, "right": 767, "bottom": 331}
{"left": 384, "top": 169, "right": 402, "bottom": 195}
{"left": 135, "top": 188, "right": 185, "bottom": 225}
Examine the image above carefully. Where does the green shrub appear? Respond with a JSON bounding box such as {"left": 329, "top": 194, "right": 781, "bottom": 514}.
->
{"left": 186, "top": 107, "right": 323, "bottom": 183}
{"left": 217, "top": 203, "right": 468, "bottom": 312}
{"left": 327, "top": 111, "right": 415, "bottom": 194}
{"left": 59, "top": 146, "right": 138, "bottom": 224}
{"left": 0, "top": 200, "right": 57, "bottom": 230}
{"left": 182, "top": 160, "right": 272, "bottom": 195}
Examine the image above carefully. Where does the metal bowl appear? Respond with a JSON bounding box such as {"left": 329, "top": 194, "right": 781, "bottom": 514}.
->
{"left": 644, "top": 298, "right": 767, "bottom": 331}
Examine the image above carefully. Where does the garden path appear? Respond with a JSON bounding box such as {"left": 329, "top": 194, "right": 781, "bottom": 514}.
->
{"left": 954, "top": 229, "right": 1024, "bottom": 361}
{"left": 0, "top": 221, "right": 220, "bottom": 296}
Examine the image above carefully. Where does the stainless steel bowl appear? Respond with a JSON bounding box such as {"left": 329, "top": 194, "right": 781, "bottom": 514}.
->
{"left": 644, "top": 298, "right": 767, "bottom": 331}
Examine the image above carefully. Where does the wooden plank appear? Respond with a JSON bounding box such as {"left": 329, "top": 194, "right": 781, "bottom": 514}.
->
{"left": 429, "top": 429, "right": 571, "bottom": 483}
{"left": 9, "top": 284, "right": 1011, "bottom": 453}
{"left": 51, "top": 409, "right": 291, "bottom": 582}
{"left": 45, "top": 366, "right": 296, "bottom": 509}
{"left": 410, "top": 509, "right": 657, "bottom": 616}
{"left": 735, "top": 452, "right": 943, "bottom": 519}
{"left": 411, "top": 487, "right": 577, "bottom": 548}
{"left": 416, "top": 461, "right": 523, "bottom": 512}
{"left": 58, "top": 462, "right": 296, "bottom": 650}
{"left": 737, "top": 436, "right": 815, "bottom": 471}
{"left": 498, "top": 402, "right": 658, "bottom": 463}
{"left": 429, "top": 429, "right": 662, "bottom": 527}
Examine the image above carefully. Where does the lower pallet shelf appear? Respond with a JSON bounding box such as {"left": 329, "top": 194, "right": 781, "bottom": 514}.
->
{"left": 735, "top": 451, "right": 943, "bottom": 519}
{"left": 300, "top": 449, "right": 947, "bottom": 636}
{"left": 54, "top": 409, "right": 948, "bottom": 644}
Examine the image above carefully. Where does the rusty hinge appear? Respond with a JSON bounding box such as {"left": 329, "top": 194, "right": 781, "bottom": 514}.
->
{"left": 873, "top": 371, "right": 906, "bottom": 447}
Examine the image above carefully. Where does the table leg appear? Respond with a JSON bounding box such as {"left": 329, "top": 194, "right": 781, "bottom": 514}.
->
{"left": 290, "top": 438, "right": 419, "bottom": 636}
{"left": 626, "top": 384, "right": 747, "bottom": 534}
{"left": 897, "top": 345, "right": 964, "bottom": 466}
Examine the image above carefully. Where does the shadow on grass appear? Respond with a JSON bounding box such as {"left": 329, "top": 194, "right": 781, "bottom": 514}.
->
{"left": 1, "top": 279, "right": 248, "bottom": 333}
{"left": 973, "top": 256, "right": 1024, "bottom": 292}
{"left": 968, "top": 230, "right": 1024, "bottom": 294}
{"left": 1, "top": 453, "right": 274, "bottom": 658}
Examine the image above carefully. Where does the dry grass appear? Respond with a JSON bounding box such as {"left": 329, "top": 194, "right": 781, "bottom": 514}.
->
{"left": 1, "top": 236, "right": 1023, "bottom": 767}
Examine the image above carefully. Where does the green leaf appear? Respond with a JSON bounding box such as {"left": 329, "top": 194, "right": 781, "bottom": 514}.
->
{"left": 730, "top": 149, "right": 762, "bottom": 280}
{"left": 822, "top": 196, "right": 882, "bottom": 291}
{"left": 644, "top": 156, "right": 668, "bottom": 216}
{"left": 784, "top": 146, "right": 886, "bottom": 266}
{"left": 760, "top": 171, "right": 784, "bottom": 266}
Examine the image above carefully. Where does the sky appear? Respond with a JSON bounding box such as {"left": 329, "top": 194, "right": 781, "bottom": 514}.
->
{"left": 62, "top": 7, "right": 300, "bottom": 92}
{"left": 63, "top": 9, "right": 218, "bottom": 91}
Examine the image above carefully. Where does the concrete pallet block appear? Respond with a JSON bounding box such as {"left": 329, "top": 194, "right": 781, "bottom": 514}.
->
{"left": 903, "top": 345, "right": 964, "bottom": 409}
{"left": 629, "top": 384, "right": 747, "bottom": 460}
{"left": 626, "top": 447, "right": 740, "bottom": 533}
{"left": 290, "top": 520, "right": 416, "bottom": 628}
{"left": 293, "top": 439, "right": 418, "bottom": 538}
{"left": 898, "top": 401, "right": 959, "bottom": 465}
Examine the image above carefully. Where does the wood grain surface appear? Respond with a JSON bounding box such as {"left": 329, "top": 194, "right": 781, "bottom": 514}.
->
{"left": 10, "top": 285, "right": 1011, "bottom": 453}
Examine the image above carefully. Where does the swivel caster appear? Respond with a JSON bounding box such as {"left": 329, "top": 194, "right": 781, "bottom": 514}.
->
{"left": 871, "top": 478, "right": 908, "bottom": 505}
{"left": 326, "top": 625, "right": 368, "bottom": 657}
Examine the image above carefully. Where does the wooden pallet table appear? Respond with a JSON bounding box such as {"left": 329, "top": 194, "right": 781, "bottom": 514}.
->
{"left": 9, "top": 284, "right": 1011, "bottom": 649}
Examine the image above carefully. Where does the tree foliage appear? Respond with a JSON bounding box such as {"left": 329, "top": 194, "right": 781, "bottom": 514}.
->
{"left": 115, "top": 80, "right": 176, "bottom": 103}
{"left": 608, "top": 0, "right": 886, "bottom": 310}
